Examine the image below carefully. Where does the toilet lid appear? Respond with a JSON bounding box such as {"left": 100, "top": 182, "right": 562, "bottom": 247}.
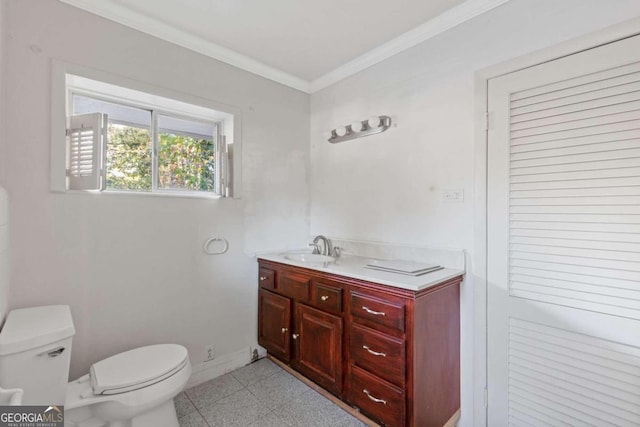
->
{"left": 90, "top": 344, "right": 188, "bottom": 395}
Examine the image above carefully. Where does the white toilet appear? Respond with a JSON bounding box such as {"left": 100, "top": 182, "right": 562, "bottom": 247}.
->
{"left": 0, "top": 305, "right": 191, "bottom": 427}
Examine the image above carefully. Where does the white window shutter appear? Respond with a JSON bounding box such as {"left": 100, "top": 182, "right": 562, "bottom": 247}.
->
{"left": 66, "top": 113, "right": 107, "bottom": 190}
{"left": 218, "top": 134, "right": 232, "bottom": 198}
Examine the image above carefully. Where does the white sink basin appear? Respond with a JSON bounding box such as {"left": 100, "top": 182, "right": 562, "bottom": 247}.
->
{"left": 283, "top": 253, "right": 336, "bottom": 264}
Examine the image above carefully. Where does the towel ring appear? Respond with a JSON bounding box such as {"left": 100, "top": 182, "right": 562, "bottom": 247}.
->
{"left": 203, "top": 237, "right": 229, "bottom": 255}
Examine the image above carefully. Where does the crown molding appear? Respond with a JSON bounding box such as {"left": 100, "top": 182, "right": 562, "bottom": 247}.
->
{"left": 58, "top": 0, "right": 511, "bottom": 94}
{"left": 309, "top": 0, "right": 511, "bottom": 92}
{"left": 58, "top": 0, "right": 311, "bottom": 93}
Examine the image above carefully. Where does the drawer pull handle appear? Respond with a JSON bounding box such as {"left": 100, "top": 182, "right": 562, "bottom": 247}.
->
{"left": 362, "top": 345, "right": 386, "bottom": 357}
{"left": 363, "top": 389, "right": 387, "bottom": 405}
{"left": 292, "top": 333, "right": 299, "bottom": 340}
{"left": 362, "top": 306, "right": 386, "bottom": 316}
{"left": 259, "top": 276, "right": 268, "bottom": 281}
{"left": 320, "top": 295, "right": 329, "bottom": 301}
{"left": 281, "top": 328, "right": 288, "bottom": 334}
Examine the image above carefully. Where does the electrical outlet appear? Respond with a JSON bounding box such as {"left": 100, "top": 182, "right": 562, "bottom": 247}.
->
{"left": 204, "top": 344, "right": 215, "bottom": 362}
{"left": 443, "top": 189, "right": 464, "bottom": 202}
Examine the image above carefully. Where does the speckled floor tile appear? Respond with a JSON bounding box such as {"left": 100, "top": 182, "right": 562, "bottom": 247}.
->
{"left": 185, "top": 373, "right": 244, "bottom": 410}
{"left": 338, "top": 416, "right": 370, "bottom": 427}
{"left": 275, "top": 389, "right": 360, "bottom": 427}
{"left": 178, "top": 359, "right": 371, "bottom": 427}
{"left": 174, "top": 391, "right": 197, "bottom": 418}
{"left": 246, "top": 410, "right": 294, "bottom": 427}
{"left": 200, "top": 388, "right": 271, "bottom": 427}
{"left": 231, "top": 358, "right": 282, "bottom": 386}
{"left": 247, "top": 369, "right": 311, "bottom": 408}
{"left": 178, "top": 410, "right": 209, "bottom": 427}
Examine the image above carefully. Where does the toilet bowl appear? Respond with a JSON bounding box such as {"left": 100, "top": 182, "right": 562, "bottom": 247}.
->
{"left": 0, "top": 306, "right": 191, "bottom": 427}
{"left": 65, "top": 344, "right": 192, "bottom": 427}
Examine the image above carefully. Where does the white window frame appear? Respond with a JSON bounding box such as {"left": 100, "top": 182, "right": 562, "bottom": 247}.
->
{"left": 50, "top": 61, "right": 243, "bottom": 199}
{"left": 70, "top": 90, "right": 223, "bottom": 195}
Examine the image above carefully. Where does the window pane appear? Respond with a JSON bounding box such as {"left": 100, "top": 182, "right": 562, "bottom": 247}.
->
{"left": 106, "top": 124, "right": 152, "bottom": 191}
{"left": 72, "top": 94, "right": 152, "bottom": 191}
{"left": 72, "top": 94, "right": 151, "bottom": 128}
{"left": 157, "top": 115, "right": 216, "bottom": 192}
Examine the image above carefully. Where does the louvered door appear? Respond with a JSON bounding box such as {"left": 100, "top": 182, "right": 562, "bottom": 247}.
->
{"left": 488, "top": 35, "right": 640, "bottom": 426}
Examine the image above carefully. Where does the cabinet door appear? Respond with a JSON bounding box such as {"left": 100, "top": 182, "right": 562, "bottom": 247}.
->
{"left": 294, "top": 303, "right": 343, "bottom": 394}
{"left": 258, "top": 289, "right": 291, "bottom": 362}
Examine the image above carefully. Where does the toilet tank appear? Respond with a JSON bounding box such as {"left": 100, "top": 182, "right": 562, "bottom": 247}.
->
{"left": 0, "top": 305, "right": 75, "bottom": 405}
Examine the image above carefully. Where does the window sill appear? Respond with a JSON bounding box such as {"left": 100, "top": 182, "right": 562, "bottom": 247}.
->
{"left": 55, "top": 189, "right": 223, "bottom": 200}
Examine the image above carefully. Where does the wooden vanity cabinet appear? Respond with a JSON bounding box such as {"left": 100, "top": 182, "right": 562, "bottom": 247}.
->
{"left": 257, "top": 288, "right": 291, "bottom": 362}
{"left": 258, "top": 266, "right": 344, "bottom": 395}
{"left": 294, "top": 303, "right": 343, "bottom": 394}
{"left": 257, "top": 260, "right": 462, "bottom": 427}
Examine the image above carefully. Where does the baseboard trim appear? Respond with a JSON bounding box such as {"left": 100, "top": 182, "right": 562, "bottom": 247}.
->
{"left": 444, "top": 409, "right": 461, "bottom": 427}
{"left": 186, "top": 347, "right": 253, "bottom": 388}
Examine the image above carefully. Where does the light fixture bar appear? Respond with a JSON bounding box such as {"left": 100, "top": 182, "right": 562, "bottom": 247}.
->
{"left": 327, "top": 115, "right": 392, "bottom": 144}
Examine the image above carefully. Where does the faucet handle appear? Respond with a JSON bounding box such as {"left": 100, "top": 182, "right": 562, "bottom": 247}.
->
{"left": 332, "top": 246, "right": 342, "bottom": 258}
{"left": 308, "top": 242, "right": 320, "bottom": 254}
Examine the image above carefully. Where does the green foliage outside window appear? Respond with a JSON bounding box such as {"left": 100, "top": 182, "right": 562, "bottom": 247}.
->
{"left": 158, "top": 133, "right": 215, "bottom": 192}
{"left": 106, "top": 123, "right": 215, "bottom": 192}
{"left": 106, "top": 124, "right": 152, "bottom": 191}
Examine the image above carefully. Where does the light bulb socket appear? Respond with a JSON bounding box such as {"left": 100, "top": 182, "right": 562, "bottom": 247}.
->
{"left": 335, "top": 126, "right": 348, "bottom": 137}
{"left": 367, "top": 116, "right": 381, "bottom": 129}
{"left": 350, "top": 120, "right": 363, "bottom": 132}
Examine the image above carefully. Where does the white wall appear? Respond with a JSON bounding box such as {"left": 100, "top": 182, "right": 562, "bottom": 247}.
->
{"left": 0, "top": 186, "right": 7, "bottom": 325}
{"left": 309, "top": 0, "right": 640, "bottom": 425}
{"left": 2, "top": 0, "right": 309, "bottom": 380}
{"left": 0, "top": 0, "right": 8, "bottom": 324}
{"left": 5, "top": 0, "right": 640, "bottom": 421}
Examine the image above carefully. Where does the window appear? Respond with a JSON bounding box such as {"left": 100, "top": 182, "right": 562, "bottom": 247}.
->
{"left": 61, "top": 73, "right": 237, "bottom": 197}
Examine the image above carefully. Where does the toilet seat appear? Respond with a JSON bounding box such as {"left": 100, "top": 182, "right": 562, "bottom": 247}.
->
{"left": 65, "top": 350, "right": 192, "bottom": 426}
{"left": 90, "top": 344, "right": 188, "bottom": 395}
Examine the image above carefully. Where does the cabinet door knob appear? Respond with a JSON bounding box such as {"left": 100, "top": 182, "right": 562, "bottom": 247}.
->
{"left": 281, "top": 327, "right": 288, "bottom": 334}
{"left": 320, "top": 295, "right": 329, "bottom": 301}
{"left": 363, "top": 389, "right": 387, "bottom": 405}
{"left": 259, "top": 276, "right": 267, "bottom": 281}
{"left": 362, "top": 345, "right": 386, "bottom": 357}
{"left": 292, "top": 333, "right": 299, "bottom": 340}
{"left": 362, "top": 306, "right": 386, "bottom": 316}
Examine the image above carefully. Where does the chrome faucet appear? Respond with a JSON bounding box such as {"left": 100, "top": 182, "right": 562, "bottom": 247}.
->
{"left": 310, "top": 235, "right": 332, "bottom": 256}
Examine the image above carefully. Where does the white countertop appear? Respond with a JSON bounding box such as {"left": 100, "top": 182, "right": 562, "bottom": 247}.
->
{"left": 258, "top": 252, "right": 464, "bottom": 292}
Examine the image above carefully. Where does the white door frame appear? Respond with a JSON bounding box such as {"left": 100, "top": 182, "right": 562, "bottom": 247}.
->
{"left": 472, "top": 16, "right": 640, "bottom": 427}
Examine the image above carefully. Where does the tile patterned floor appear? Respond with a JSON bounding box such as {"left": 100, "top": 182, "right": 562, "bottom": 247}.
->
{"left": 175, "top": 358, "right": 368, "bottom": 427}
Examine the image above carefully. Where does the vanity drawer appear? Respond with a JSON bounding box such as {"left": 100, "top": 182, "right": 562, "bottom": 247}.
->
{"left": 258, "top": 268, "right": 275, "bottom": 290}
{"left": 350, "top": 291, "right": 405, "bottom": 332}
{"left": 349, "top": 365, "right": 405, "bottom": 427}
{"left": 350, "top": 324, "right": 405, "bottom": 386}
{"left": 277, "top": 272, "right": 310, "bottom": 301}
{"left": 311, "top": 280, "right": 343, "bottom": 314}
